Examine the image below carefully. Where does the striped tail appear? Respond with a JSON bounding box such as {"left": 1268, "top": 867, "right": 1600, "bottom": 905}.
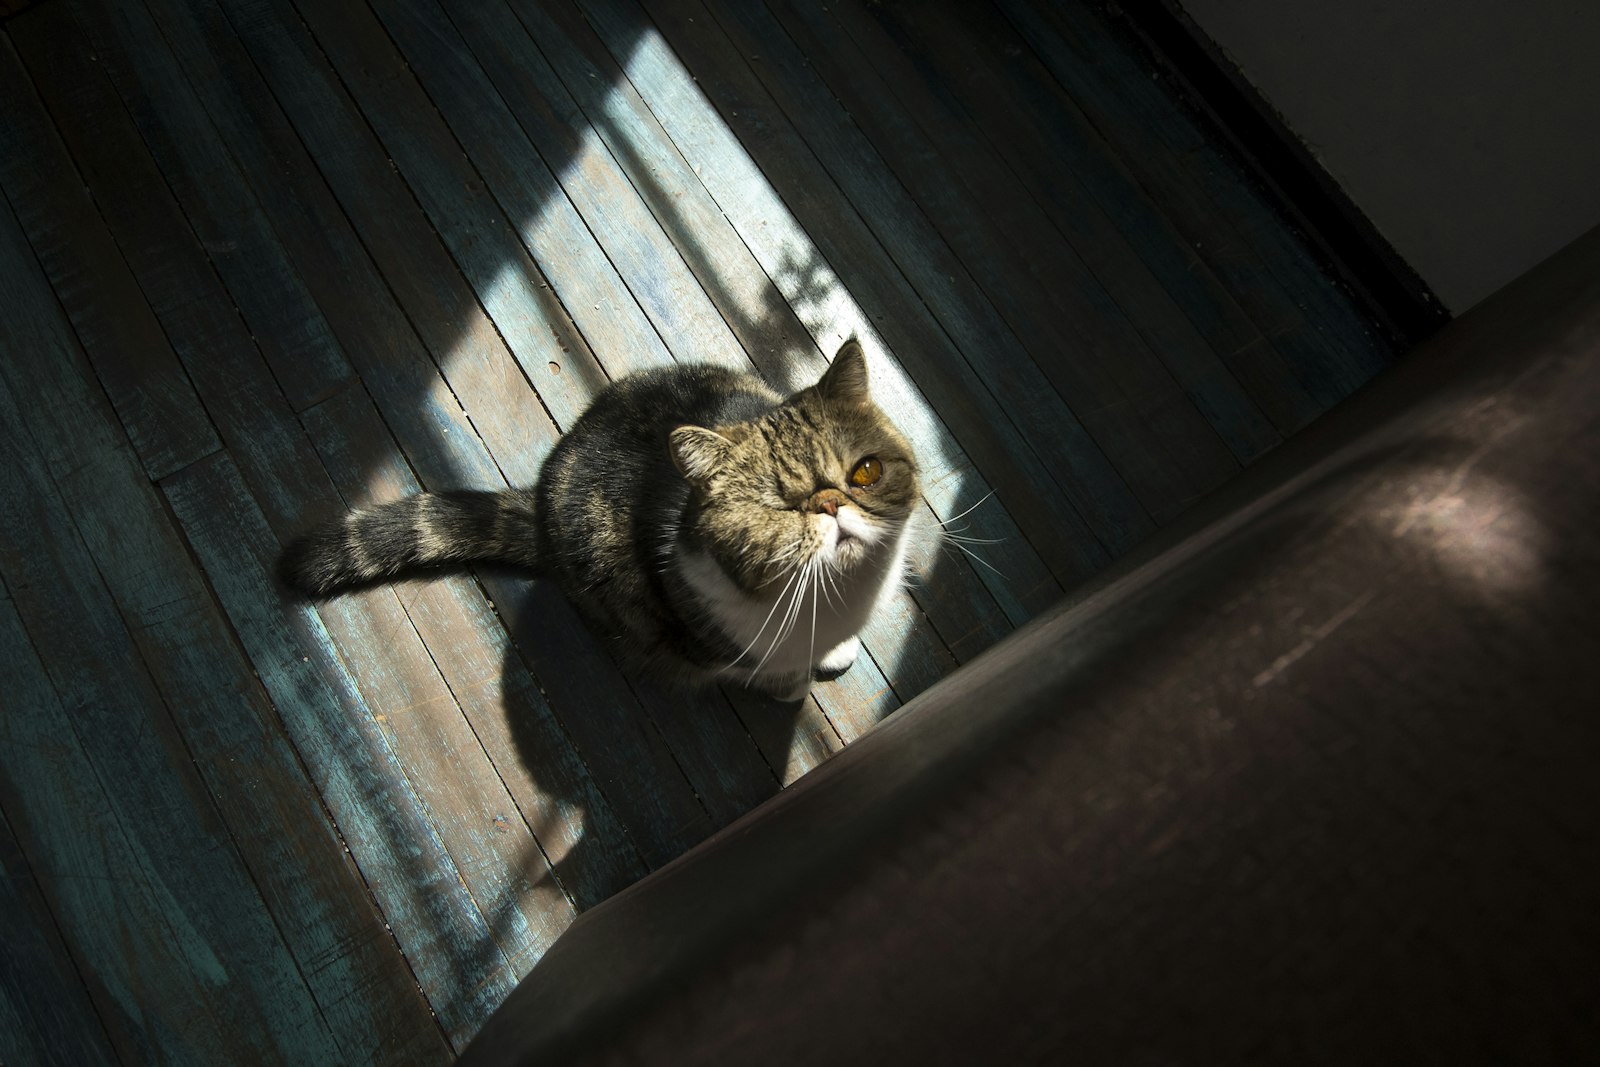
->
{"left": 278, "top": 488, "right": 540, "bottom": 598}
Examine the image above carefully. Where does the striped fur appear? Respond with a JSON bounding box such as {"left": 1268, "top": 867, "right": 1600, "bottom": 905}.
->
{"left": 279, "top": 341, "right": 919, "bottom": 697}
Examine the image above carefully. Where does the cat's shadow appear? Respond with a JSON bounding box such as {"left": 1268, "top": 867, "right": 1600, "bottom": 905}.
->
{"left": 481, "top": 569, "right": 804, "bottom": 943}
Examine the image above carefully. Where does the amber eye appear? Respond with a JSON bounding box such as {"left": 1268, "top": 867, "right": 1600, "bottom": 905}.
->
{"left": 849, "top": 456, "right": 883, "bottom": 487}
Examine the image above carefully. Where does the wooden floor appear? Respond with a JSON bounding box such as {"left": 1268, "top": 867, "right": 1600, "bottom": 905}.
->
{"left": 0, "top": 0, "right": 1395, "bottom": 1061}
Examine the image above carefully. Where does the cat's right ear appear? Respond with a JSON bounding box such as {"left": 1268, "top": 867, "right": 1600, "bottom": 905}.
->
{"left": 668, "top": 425, "right": 734, "bottom": 485}
{"left": 816, "top": 338, "right": 871, "bottom": 408}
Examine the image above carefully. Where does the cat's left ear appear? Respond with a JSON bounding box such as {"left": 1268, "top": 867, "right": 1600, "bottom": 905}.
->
{"left": 668, "top": 425, "right": 734, "bottom": 486}
{"left": 816, "top": 339, "right": 871, "bottom": 408}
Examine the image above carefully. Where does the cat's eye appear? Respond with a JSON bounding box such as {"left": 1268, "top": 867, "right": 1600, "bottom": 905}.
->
{"left": 849, "top": 456, "right": 883, "bottom": 487}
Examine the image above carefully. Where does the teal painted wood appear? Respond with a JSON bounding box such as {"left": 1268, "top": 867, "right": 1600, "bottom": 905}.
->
{"left": 0, "top": 800, "right": 117, "bottom": 1066}
{"left": 578, "top": 0, "right": 1076, "bottom": 616}
{"left": 440, "top": 0, "right": 747, "bottom": 368}
{"left": 16, "top": 10, "right": 531, "bottom": 1044}
{"left": 653, "top": 0, "right": 1154, "bottom": 557}
{"left": 58, "top": 0, "right": 351, "bottom": 413}
{"left": 0, "top": 34, "right": 219, "bottom": 481}
{"left": 766, "top": 0, "right": 1264, "bottom": 506}
{"left": 514, "top": 0, "right": 1001, "bottom": 694}
{"left": 162, "top": 452, "right": 526, "bottom": 1048}
{"left": 14, "top": 7, "right": 346, "bottom": 531}
{"left": 301, "top": 384, "right": 658, "bottom": 903}
{"left": 145, "top": 0, "right": 682, "bottom": 903}
{"left": 0, "top": 258, "right": 345, "bottom": 1065}
{"left": 0, "top": 143, "right": 454, "bottom": 1065}
{"left": 212, "top": 0, "right": 559, "bottom": 487}
{"left": 208, "top": 0, "right": 776, "bottom": 848}
{"left": 91, "top": 0, "right": 588, "bottom": 983}
{"left": 505, "top": 0, "right": 826, "bottom": 392}
{"left": 285, "top": 0, "right": 611, "bottom": 430}
{"left": 846, "top": 0, "right": 1297, "bottom": 473}
{"left": 286, "top": 0, "right": 900, "bottom": 769}
{"left": 614, "top": 0, "right": 1122, "bottom": 580}
{"left": 480, "top": 0, "right": 972, "bottom": 729}
{"left": 1000, "top": 0, "right": 1393, "bottom": 404}
{"left": 138, "top": 0, "right": 508, "bottom": 493}
{"left": 360, "top": 0, "right": 672, "bottom": 382}
{"left": 991, "top": 0, "right": 1332, "bottom": 427}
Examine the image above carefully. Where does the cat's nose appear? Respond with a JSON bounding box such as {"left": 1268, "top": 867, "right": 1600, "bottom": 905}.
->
{"left": 810, "top": 489, "right": 846, "bottom": 516}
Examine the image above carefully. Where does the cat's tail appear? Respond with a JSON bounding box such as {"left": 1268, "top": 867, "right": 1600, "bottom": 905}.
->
{"left": 278, "top": 488, "right": 541, "bottom": 598}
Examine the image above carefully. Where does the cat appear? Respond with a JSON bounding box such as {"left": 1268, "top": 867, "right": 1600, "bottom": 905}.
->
{"left": 279, "top": 340, "right": 919, "bottom": 701}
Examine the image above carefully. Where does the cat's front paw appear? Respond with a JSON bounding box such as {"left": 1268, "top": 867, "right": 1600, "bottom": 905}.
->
{"left": 814, "top": 636, "right": 861, "bottom": 682}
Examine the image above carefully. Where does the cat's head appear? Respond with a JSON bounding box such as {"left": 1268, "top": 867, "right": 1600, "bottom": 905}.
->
{"left": 669, "top": 340, "right": 919, "bottom": 591}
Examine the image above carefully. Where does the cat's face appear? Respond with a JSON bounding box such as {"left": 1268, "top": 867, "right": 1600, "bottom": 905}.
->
{"left": 670, "top": 342, "right": 918, "bottom": 592}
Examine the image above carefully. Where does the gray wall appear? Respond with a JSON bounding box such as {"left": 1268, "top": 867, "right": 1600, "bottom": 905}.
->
{"left": 1180, "top": 0, "right": 1600, "bottom": 313}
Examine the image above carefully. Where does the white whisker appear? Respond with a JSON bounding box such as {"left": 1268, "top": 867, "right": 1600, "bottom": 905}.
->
{"left": 720, "top": 561, "right": 804, "bottom": 679}
{"left": 937, "top": 490, "right": 996, "bottom": 528}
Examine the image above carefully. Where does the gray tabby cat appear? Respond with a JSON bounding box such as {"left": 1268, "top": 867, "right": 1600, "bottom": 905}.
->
{"left": 279, "top": 340, "right": 918, "bottom": 700}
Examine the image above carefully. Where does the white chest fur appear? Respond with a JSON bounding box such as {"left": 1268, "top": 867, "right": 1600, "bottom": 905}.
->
{"left": 677, "top": 508, "right": 910, "bottom": 697}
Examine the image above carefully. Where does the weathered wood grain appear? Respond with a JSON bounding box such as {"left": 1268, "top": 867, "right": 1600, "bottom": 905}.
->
{"left": 440, "top": 0, "right": 746, "bottom": 368}
{"left": 0, "top": 798, "right": 117, "bottom": 1067}
{"left": 0, "top": 34, "right": 219, "bottom": 481}
{"left": 649, "top": 0, "right": 1154, "bottom": 555}
{"left": 212, "top": 0, "right": 556, "bottom": 486}
{"left": 300, "top": 384, "right": 660, "bottom": 901}
{"left": 998, "top": 0, "right": 1392, "bottom": 406}
{"left": 0, "top": 154, "right": 453, "bottom": 1064}
{"left": 0, "top": 262, "right": 344, "bottom": 1064}
{"left": 60, "top": 0, "right": 352, "bottom": 413}
{"left": 577, "top": 0, "right": 1071, "bottom": 618}
{"left": 225, "top": 0, "right": 819, "bottom": 819}
{"left": 161, "top": 451, "right": 519, "bottom": 1048}
{"left": 848, "top": 0, "right": 1295, "bottom": 467}
{"left": 361, "top": 0, "right": 671, "bottom": 382}
{"left": 761, "top": 0, "right": 1264, "bottom": 504}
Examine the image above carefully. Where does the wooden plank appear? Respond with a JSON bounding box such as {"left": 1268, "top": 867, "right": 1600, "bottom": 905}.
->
{"left": 999, "top": 0, "right": 1392, "bottom": 407}
{"left": 201, "top": 0, "right": 780, "bottom": 857}
{"left": 161, "top": 450, "right": 521, "bottom": 1048}
{"left": 54, "top": 0, "right": 353, "bottom": 413}
{"left": 210, "top": 0, "right": 556, "bottom": 487}
{"left": 0, "top": 162, "right": 454, "bottom": 1065}
{"left": 0, "top": 799, "right": 117, "bottom": 1067}
{"left": 876, "top": 2, "right": 1385, "bottom": 424}
{"left": 293, "top": 0, "right": 906, "bottom": 758}
{"left": 249, "top": 0, "right": 610, "bottom": 432}
{"left": 642, "top": 0, "right": 1155, "bottom": 556}
{"left": 15, "top": 8, "right": 538, "bottom": 1042}
{"left": 0, "top": 284, "right": 343, "bottom": 1066}
{"left": 993, "top": 0, "right": 1333, "bottom": 423}
{"left": 139, "top": 0, "right": 522, "bottom": 493}
{"left": 300, "top": 384, "right": 667, "bottom": 901}
{"left": 504, "top": 0, "right": 821, "bottom": 391}
{"left": 359, "top": 0, "right": 672, "bottom": 382}
{"left": 506, "top": 0, "right": 999, "bottom": 714}
{"left": 437, "top": 0, "right": 747, "bottom": 368}
{"left": 578, "top": 0, "right": 1079, "bottom": 612}
{"left": 765, "top": 0, "right": 1267, "bottom": 499}
{"left": 50, "top": 0, "right": 578, "bottom": 961}
{"left": 0, "top": 34, "right": 219, "bottom": 481}
{"left": 13, "top": 4, "right": 344, "bottom": 527}
{"left": 509, "top": 0, "right": 1013, "bottom": 666}
{"left": 849, "top": 1, "right": 1316, "bottom": 448}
